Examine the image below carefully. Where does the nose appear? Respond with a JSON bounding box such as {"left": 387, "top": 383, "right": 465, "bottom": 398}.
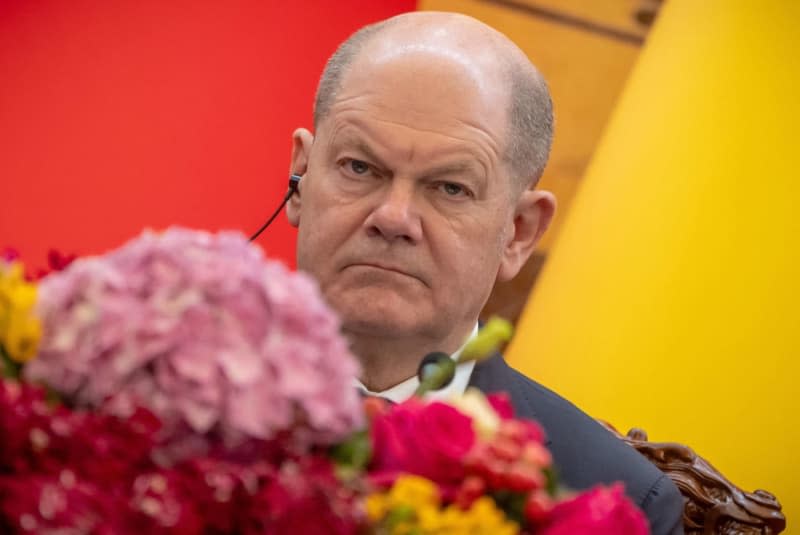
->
{"left": 364, "top": 181, "right": 422, "bottom": 244}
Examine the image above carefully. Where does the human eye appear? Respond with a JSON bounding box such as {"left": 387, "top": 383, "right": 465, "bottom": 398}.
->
{"left": 339, "top": 158, "right": 373, "bottom": 177}
{"left": 437, "top": 181, "right": 473, "bottom": 199}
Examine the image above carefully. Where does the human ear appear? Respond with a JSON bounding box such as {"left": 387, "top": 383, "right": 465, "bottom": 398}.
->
{"left": 497, "top": 189, "right": 556, "bottom": 282}
{"left": 286, "top": 128, "right": 314, "bottom": 227}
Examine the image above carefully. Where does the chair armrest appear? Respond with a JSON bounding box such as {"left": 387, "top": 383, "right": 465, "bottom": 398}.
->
{"left": 598, "top": 421, "right": 786, "bottom": 534}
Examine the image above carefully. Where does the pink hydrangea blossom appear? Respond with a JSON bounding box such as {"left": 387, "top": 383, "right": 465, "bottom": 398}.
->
{"left": 25, "top": 228, "right": 363, "bottom": 457}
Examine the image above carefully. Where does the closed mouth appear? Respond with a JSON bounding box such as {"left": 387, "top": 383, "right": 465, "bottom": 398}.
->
{"left": 347, "top": 263, "right": 425, "bottom": 285}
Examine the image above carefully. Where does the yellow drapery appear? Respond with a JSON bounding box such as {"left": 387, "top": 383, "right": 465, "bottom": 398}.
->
{"left": 508, "top": 0, "right": 799, "bottom": 525}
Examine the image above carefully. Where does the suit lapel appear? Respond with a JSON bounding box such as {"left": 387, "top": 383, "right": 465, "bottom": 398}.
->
{"left": 468, "top": 353, "right": 551, "bottom": 446}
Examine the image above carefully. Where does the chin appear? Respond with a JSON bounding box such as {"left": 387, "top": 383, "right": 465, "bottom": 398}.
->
{"left": 323, "top": 276, "right": 428, "bottom": 328}
{"left": 341, "top": 318, "right": 415, "bottom": 339}
{"left": 333, "top": 296, "right": 426, "bottom": 338}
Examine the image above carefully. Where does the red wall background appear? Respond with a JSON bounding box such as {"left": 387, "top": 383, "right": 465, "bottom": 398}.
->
{"left": 0, "top": 1, "right": 415, "bottom": 271}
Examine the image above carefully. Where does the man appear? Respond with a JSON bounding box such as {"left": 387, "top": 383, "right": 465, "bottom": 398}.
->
{"left": 285, "top": 11, "right": 684, "bottom": 534}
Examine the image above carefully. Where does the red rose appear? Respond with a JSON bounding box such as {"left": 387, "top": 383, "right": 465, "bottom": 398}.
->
{"left": 128, "top": 469, "right": 205, "bottom": 535}
{"left": 0, "top": 380, "right": 160, "bottom": 482}
{"left": 0, "top": 473, "right": 131, "bottom": 533}
{"left": 487, "top": 392, "right": 515, "bottom": 419}
{"left": 68, "top": 407, "right": 160, "bottom": 483}
{"left": 538, "top": 483, "right": 650, "bottom": 535}
{"left": 487, "top": 392, "right": 546, "bottom": 444}
{"left": 244, "top": 456, "right": 361, "bottom": 535}
{"left": 369, "top": 398, "right": 476, "bottom": 494}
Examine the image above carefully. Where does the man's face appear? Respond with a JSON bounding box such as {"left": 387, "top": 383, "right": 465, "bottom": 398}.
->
{"left": 289, "top": 51, "right": 520, "bottom": 348}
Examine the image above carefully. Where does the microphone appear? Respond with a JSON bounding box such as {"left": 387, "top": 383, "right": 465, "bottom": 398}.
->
{"left": 415, "top": 352, "right": 456, "bottom": 395}
{"left": 249, "top": 174, "right": 302, "bottom": 242}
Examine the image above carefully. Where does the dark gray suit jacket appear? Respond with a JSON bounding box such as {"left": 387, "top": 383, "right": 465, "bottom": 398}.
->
{"left": 468, "top": 354, "right": 684, "bottom": 535}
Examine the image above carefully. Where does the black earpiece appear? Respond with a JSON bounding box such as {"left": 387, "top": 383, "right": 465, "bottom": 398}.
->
{"left": 249, "top": 174, "right": 302, "bottom": 242}
{"left": 289, "top": 173, "right": 302, "bottom": 194}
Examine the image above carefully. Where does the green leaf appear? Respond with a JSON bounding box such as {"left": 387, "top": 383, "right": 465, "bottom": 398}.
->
{"left": 330, "top": 429, "right": 372, "bottom": 473}
{"left": 0, "top": 344, "right": 22, "bottom": 379}
{"left": 491, "top": 490, "right": 527, "bottom": 525}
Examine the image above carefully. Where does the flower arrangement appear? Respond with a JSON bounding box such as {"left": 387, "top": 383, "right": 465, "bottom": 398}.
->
{"left": 0, "top": 228, "right": 649, "bottom": 534}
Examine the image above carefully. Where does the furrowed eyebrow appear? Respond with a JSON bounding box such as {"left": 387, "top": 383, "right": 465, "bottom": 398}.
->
{"left": 355, "top": 142, "right": 384, "bottom": 167}
{"left": 331, "top": 133, "right": 384, "bottom": 167}
{"left": 330, "top": 131, "right": 484, "bottom": 183}
{"left": 422, "top": 161, "right": 482, "bottom": 180}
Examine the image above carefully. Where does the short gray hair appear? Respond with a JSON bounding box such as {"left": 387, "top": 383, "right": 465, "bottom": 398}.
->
{"left": 505, "top": 63, "right": 554, "bottom": 191}
{"left": 314, "top": 20, "right": 394, "bottom": 129}
{"left": 313, "top": 21, "right": 553, "bottom": 191}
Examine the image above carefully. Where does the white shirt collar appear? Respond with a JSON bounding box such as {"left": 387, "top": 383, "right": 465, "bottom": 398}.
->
{"left": 356, "top": 323, "right": 479, "bottom": 403}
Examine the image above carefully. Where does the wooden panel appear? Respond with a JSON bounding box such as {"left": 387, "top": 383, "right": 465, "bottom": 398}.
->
{"left": 522, "top": 0, "right": 649, "bottom": 37}
{"left": 420, "top": 0, "right": 644, "bottom": 323}
{"left": 419, "top": 0, "right": 642, "bottom": 251}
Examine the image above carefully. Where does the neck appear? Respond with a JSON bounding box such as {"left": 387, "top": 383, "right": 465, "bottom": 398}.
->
{"left": 346, "top": 325, "right": 473, "bottom": 391}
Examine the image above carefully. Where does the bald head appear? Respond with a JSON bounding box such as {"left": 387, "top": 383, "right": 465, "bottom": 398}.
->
{"left": 313, "top": 12, "right": 553, "bottom": 190}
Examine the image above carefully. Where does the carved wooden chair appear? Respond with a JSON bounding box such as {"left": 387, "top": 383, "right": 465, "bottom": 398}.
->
{"left": 603, "top": 424, "right": 786, "bottom": 534}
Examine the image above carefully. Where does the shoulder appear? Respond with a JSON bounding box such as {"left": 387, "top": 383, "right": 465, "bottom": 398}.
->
{"left": 470, "top": 355, "right": 684, "bottom": 534}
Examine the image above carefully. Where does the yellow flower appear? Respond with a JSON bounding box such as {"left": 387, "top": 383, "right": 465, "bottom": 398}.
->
{"left": 455, "top": 496, "right": 520, "bottom": 535}
{"left": 368, "top": 475, "right": 519, "bottom": 535}
{"left": 367, "top": 475, "right": 441, "bottom": 522}
{"left": 366, "top": 493, "right": 390, "bottom": 523}
{"left": 418, "top": 497, "right": 518, "bottom": 535}
{"left": 387, "top": 476, "right": 440, "bottom": 509}
{"left": 4, "top": 307, "right": 42, "bottom": 363}
{"left": 0, "top": 262, "right": 42, "bottom": 363}
{"left": 367, "top": 476, "right": 440, "bottom": 533}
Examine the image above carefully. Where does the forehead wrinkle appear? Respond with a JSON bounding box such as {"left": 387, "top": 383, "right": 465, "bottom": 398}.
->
{"left": 328, "top": 127, "right": 386, "bottom": 168}
{"left": 330, "top": 90, "right": 496, "bottom": 140}
{"left": 332, "top": 54, "right": 508, "bottom": 149}
{"left": 421, "top": 160, "right": 482, "bottom": 180}
{"left": 366, "top": 115, "right": 497, "bottom": 182}
{"left": 335, "top": 118, "right": 494, "bottom": 186}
